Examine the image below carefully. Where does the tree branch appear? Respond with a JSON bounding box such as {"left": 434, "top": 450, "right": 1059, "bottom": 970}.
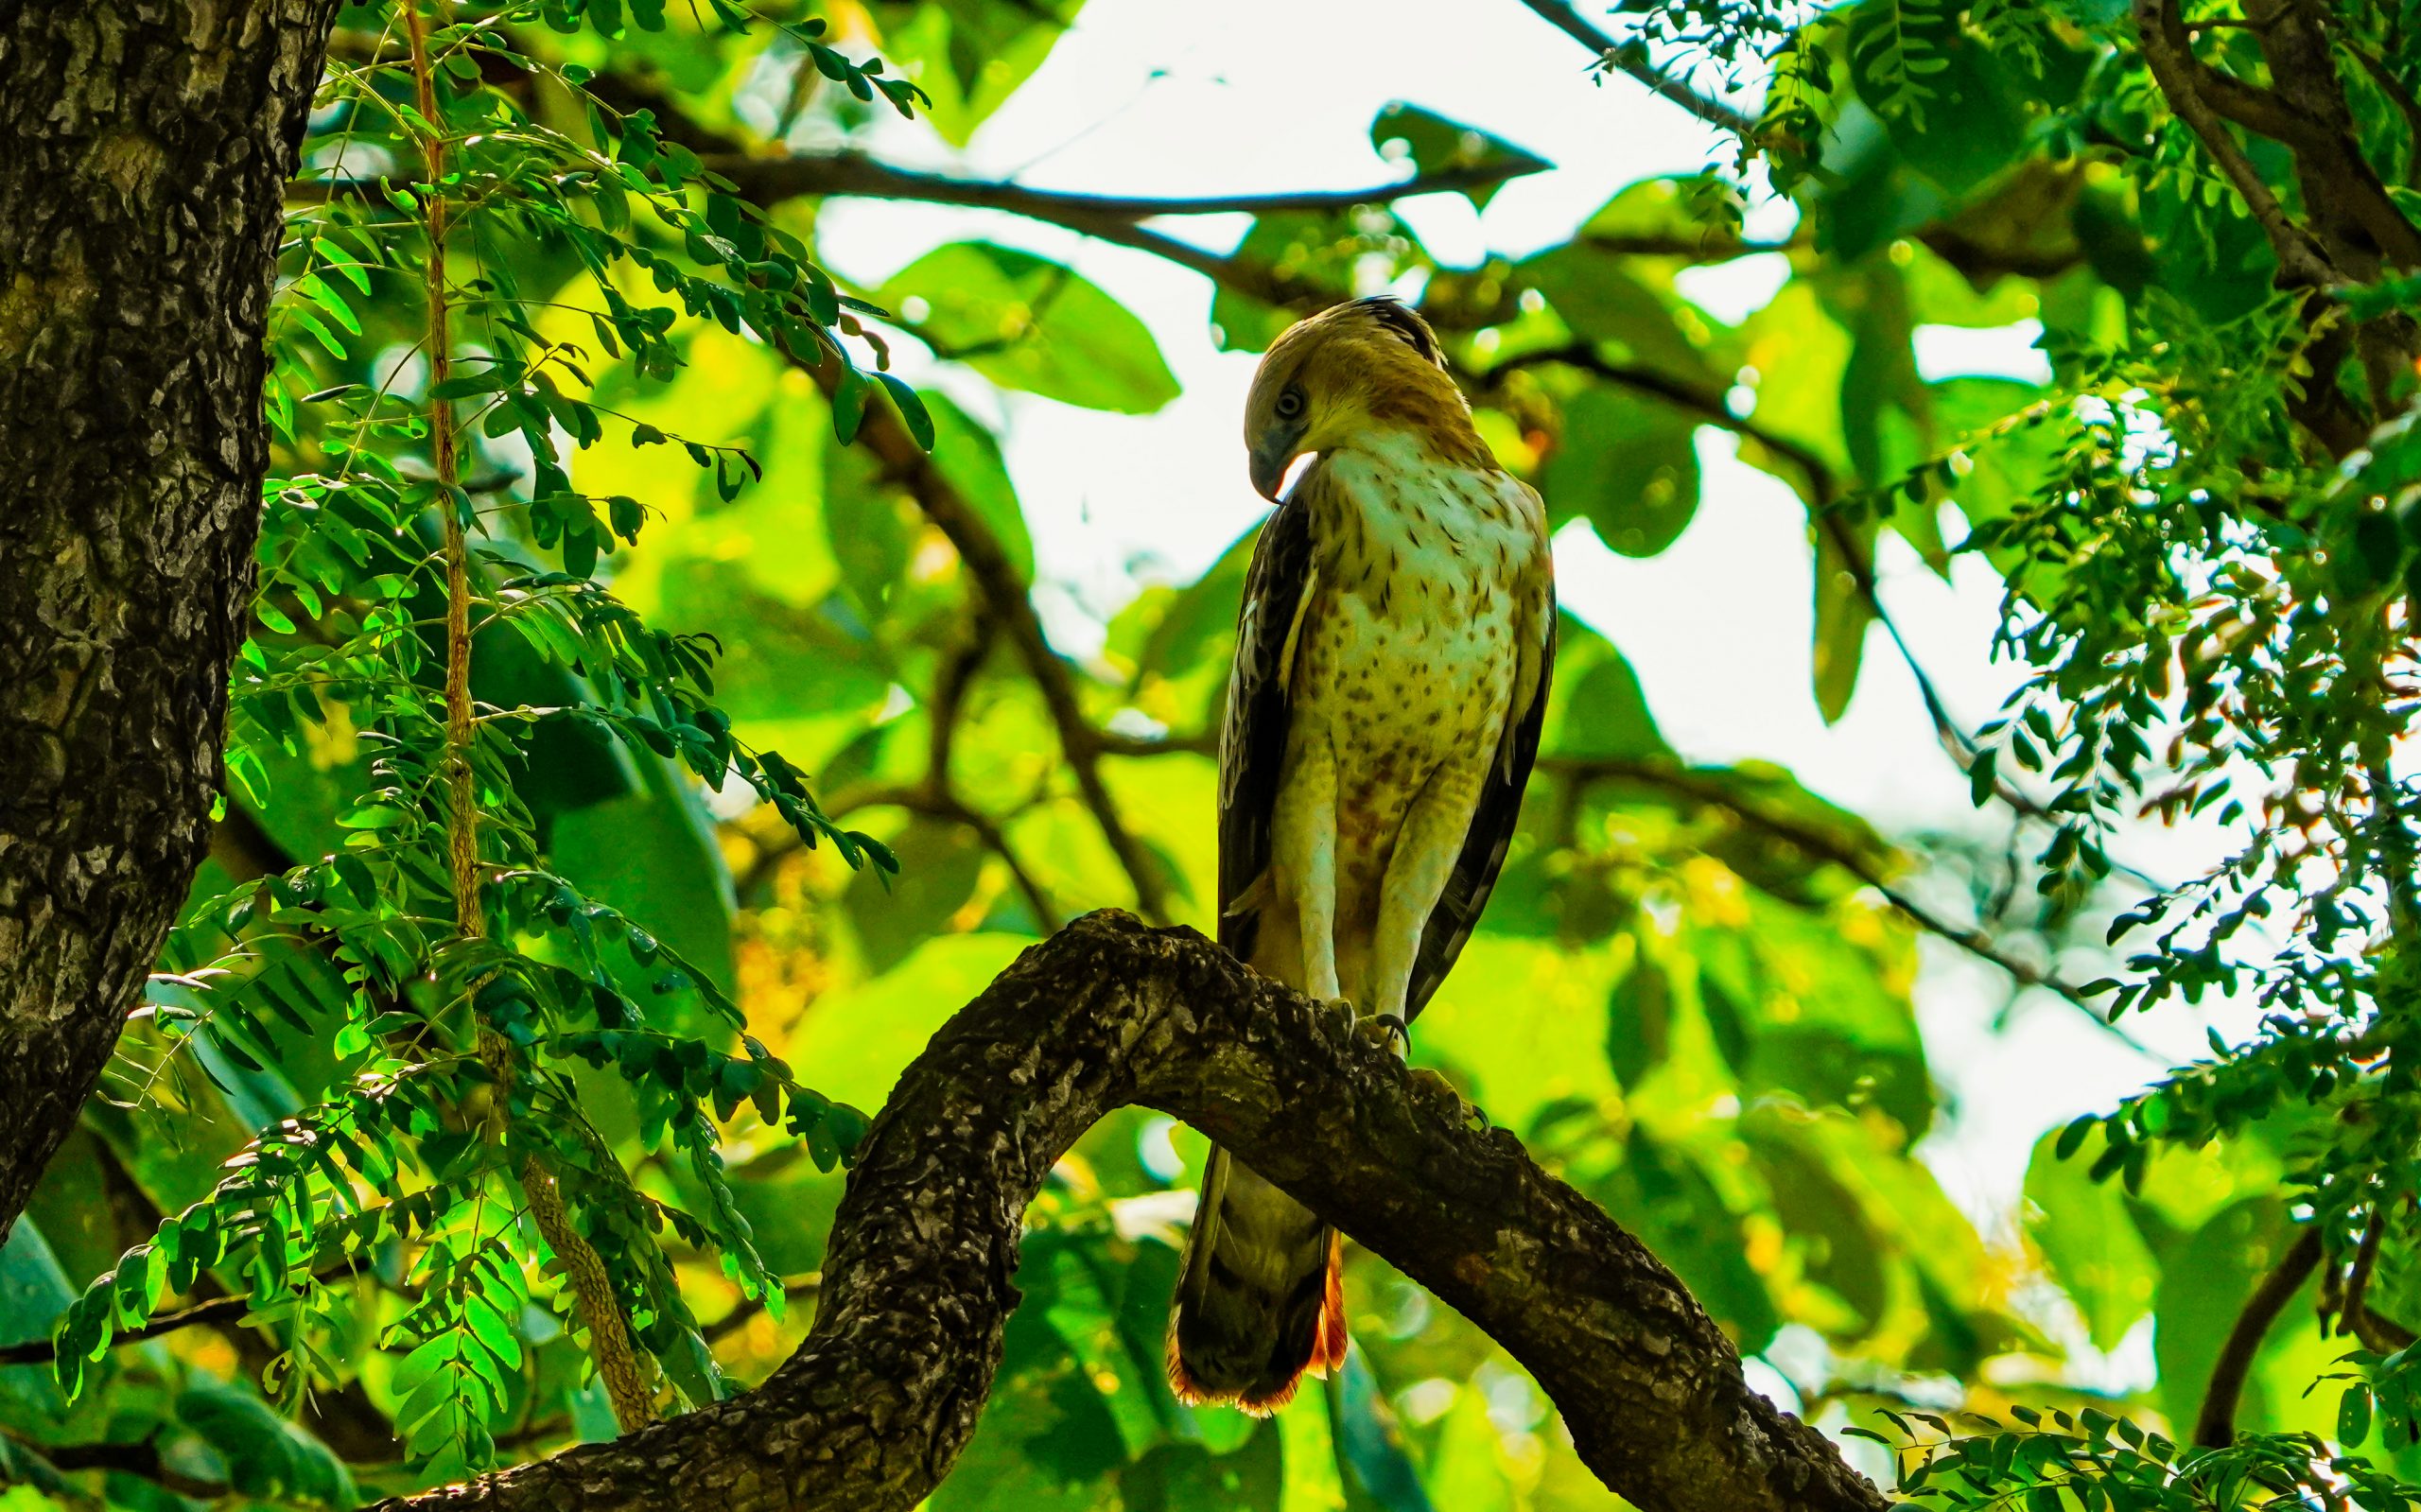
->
{"left": 1516, "top": 0, "right": 1758, "bottom": 138}
{"left": 2133, "top": 0, "right": 2339, "bottom": 291}
{"left": 0, "top": 1292, "right": 253, "bottom": 1367}
{"left": 2340, "top": 1205, "right": 2417, "bottom": 1353}
{"left": 7, "top": 1431, "right": 232, "bottom": 1502}
{"left": 369, "top": 912, "right": 1889, "bottom": 1512}
{"left": 2194, "top": 1225, "right": 2322, "bottom": 1448}
{"left": 705, "top": 151, "right": 1549, "bottom": 223}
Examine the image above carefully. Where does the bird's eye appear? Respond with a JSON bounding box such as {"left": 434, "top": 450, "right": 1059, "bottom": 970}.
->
{"left": 1274, "top": 388, "right": 1305, "bottom": 421}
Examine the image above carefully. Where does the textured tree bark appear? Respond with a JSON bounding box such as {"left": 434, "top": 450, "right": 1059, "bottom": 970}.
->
{"left": 377, "top": 912, "right": 1890, "bottom": 1512}
{"left": 0, "top": 1, "right": 340, "bottom": 1242}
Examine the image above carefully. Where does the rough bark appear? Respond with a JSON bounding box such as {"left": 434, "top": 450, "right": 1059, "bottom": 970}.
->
{"left": 0, "top": 0, "right": 340, "bottom": 1242}
{"left": 377, "top": 912, "right": 1889, "bottom": 1512}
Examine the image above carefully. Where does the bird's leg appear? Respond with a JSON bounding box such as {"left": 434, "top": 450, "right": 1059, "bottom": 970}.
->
{"left": 1366, "top": 763, "right": 1488, "bottom": 1124}
{"left": 1273, "top": 729, "right": 1348, "bottom": 1015}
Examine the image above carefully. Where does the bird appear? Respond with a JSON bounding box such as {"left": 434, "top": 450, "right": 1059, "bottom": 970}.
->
{"left": 1165, "top": 296, "right": 1557, "bottom": 1415}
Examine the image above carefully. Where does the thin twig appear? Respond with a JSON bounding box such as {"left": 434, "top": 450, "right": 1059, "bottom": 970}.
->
{"left": 826, "top": 781, "right": 1063, "bottom": 934}
{"left": 406, "top": 0, "right": 653, "bottom": 1436}
{"left": 0, "top": 1294, "right": 253, "bottom": 1367}
{"left": 1516, "top": 0, "right": 1758, "bottom": 138}
{"left": 1544, "top": 755, "right": 2145, "bottom": 1048}
{"left": 700, "top": 1274, "right": 823, "bottom": 1345}
{"left": 793, "top": 356, "right": 1170, "bottom": 922}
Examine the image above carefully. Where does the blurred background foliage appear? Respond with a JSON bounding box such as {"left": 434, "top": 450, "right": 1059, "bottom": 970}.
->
{"left": 4, "top": 0, "right": 2414, "bottom": 1507}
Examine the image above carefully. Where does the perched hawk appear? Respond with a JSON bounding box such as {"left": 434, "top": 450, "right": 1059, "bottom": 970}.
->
{"left": 1167, "top": 297, "right": 1557, "bottom": 1413}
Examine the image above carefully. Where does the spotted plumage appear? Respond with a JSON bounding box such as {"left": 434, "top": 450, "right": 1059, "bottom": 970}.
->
{"left": 1168, "top": 298, "right": 1557, "bottom": 1414}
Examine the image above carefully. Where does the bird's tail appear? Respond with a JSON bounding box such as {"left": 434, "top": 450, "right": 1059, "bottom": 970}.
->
{"left": 1166, "top": 1145, "right": 1347, "bottom": 1414}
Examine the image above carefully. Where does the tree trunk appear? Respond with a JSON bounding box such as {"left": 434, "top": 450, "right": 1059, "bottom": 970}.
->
{"left": 374, "top": 912, "right": 1889, "bottom": 1512}
{"left": 0, "top": 0, "right": 340, "bottom": 1243}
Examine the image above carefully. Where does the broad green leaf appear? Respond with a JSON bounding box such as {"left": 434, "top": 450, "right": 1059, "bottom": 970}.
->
{"left": 549, "top": 749, "right": 738, "bottom": 997}
{"left": 878, "top": 0, "right": 1082, "bottom": 148}
{"left": 1210, "top": 214, "right": 1385, "bottom": 354}
{"left": 1326, "top": 1348, "right": 1434, "bottom": 1512}
{"left": 2022, "top": 1127, "right": 2158, "bottom": 1351}
{"left": 1596, "top": 1126, "right": 1784, "bottom": 1355}
{"left": 925, "top": 391, "right": 1035, "bottom": 585}
{"left": 1694, "top": 893, "right": 1933, "bottom": 1139}
{"left": 1420, "top": 1382, "right": 1512, "bottom": 1512}
{"left": 783, "top": 934, "right": 1034, "bottom": 1110}
{"left": 844, "top": 817, "right": 988, "bottom": 974}
{"left": 881, "top": 243, "right": 1179, "bottom": 414}
{"left": 1518, "top": 247, "right": 1726, "bottom": 388}
{"left": 176, "top": 1379, "right": 357, "bottom": 1506}
{"left": 1810, "top": 519, "right": 1874, "bottom": 723}
{"left": 1605, "top": 935, "right": 1673, "bottom": 1090}
{"left": 1543, "top": 387, "right": 1702, "bottom": 557}
{"left": 0, "top": 1221, "right": 75, "bottom": 1424}
{"left": 1367, "top": 102, "right": 1549, "bottom": 208}
{"left": 1578, "top": 174, "right": 1751, "bottom": 258}
{"left": 1737, "top": 283, "right": 1855, "bottom": 483}
{"left": 1542, "top": 617, "right": 1669, "bottom": 761}
{"left": 2152, "top": 1198, "right": 2322, "bottom": 1438}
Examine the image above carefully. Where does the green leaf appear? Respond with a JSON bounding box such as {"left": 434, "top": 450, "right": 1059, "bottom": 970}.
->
{"left": 1604, "top": 939, "right": 1672, "bottom": 1089}
{"left": 1543, "top": 387, "right": 1702, "bottom": 557}
{"left": 923, "top": 392, "right": 1034, "bottom": 585}
{"left": 548, "top": 750, "right": 738, "bottom": 999}
{"left": 880, "top": 242, "right": 1179, "bottom": 413}
{"left": 2022, "top": 1127, "right": 2158, "bottom": 1350}
{"left": 1811, "top": 521, "right": 1874, "bottom": 723}
{"left": 1367, "top": 101, "right": 1549, "bottom": 207}
{"left": 2342, "top": 1383, "right": 2374, "bottom": 1447}
{"left": 874, "top": 372, "right": 936, "bottom": 449}
{"left": 844, "top": 817, "right": 987, "bottom": 975}
{"left": 1542, "top": 619, "right": 1669, "bottom": 760}
{"left": 175, "top": 1378, "right": 357, "bottom": 1505}
{"left": 1325, "top": 1348, "right": 1435, "bottom": 1512}
{"left": 1517, "top": 246, "right": 1726, "bottom": 387}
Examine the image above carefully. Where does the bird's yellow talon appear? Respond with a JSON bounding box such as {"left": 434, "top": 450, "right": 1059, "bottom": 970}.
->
{"left": 1409, "top": 1067, "right": 1485, "bottom": 1127}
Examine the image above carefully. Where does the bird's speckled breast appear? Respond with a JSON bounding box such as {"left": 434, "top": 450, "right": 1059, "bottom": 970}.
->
{"left": 1294, "top": 443, "right": 1543, "bottom": 906}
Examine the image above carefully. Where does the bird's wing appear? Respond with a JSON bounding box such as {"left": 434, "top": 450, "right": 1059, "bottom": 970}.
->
{"left": 1217, "top": 490, "right": 1317, "bottom": 964}
{"left": 1402, "top": 542, "right": 1556, "bottom": 1023}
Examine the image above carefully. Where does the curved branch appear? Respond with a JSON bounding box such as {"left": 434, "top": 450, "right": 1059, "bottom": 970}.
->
{"left": 2194, "top": 1225, "right": 2322, "bottom": 1448}
{"left": 2340, "top": 1206, "right": 2417, "bottom": 1353}
{"left": 371, "top": 912, "right": 1888, "bottom": 1512}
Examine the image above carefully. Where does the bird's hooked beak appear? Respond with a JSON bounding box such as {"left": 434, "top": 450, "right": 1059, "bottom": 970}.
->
{"left": 1247, "top": 426, "right": 1306, "bottom": 502}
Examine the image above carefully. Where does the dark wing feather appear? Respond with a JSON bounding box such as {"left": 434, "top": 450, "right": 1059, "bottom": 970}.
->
{"left": 1217, "top": 495, "right": 1315, "bottom": 963}
{"left": 1402, "top": 586, "right": 1557, "bottom": 1023}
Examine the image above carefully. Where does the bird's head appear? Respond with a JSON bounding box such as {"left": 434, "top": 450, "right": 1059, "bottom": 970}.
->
{"left": 1242, "top": 296, "right": 1471, "bottom": 501}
